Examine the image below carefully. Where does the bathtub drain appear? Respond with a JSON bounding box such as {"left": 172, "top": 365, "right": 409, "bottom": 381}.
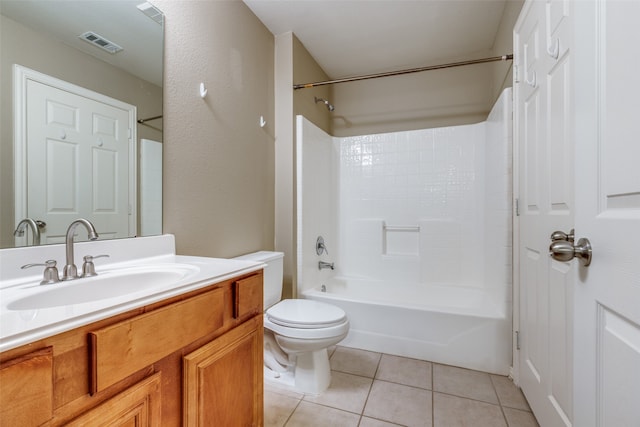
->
{"left": 321, "top": 284, "right": 326, "bottom": 292}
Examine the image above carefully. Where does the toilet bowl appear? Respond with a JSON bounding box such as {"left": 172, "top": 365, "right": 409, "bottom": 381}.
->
{"left": 233, "top": 251, "right": 350, "bottom": 395}
{"left": 264, "top": 299, "right": 349, "bottom": 394}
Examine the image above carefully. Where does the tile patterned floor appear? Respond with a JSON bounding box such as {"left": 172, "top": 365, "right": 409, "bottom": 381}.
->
{"left": 264, "top": 346, "right": 539, "bottom": 427}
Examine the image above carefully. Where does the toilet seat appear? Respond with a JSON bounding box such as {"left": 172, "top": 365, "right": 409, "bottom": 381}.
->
{"left": 266, "top": 299, "right": 347, "bottom": 329}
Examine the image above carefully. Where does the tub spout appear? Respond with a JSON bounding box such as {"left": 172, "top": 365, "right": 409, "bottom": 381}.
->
{"left": 318, "top": 261, "right": 334, "bottom": 270}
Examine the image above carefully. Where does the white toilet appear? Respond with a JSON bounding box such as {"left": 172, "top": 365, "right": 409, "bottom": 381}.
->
{"left": 233, "top": 251, "right": 349, "bottom": 395}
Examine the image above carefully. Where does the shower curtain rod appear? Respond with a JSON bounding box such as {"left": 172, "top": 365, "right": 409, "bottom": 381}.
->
{"left": 137, "top": 114, "right": 163, "bottom": 124}
{"left": 293, "top": 54, "right": 513, "bottom": 90}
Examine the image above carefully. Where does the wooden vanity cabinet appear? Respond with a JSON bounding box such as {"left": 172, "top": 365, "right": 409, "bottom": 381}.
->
{"left": 0, "top": 347, "right": 53, "bottom": 426}
{"left": 0, "top": 270, "right": 264, "bottom": 427}
{"left": 184, "top": 316, "right": 263, "bottom": 426}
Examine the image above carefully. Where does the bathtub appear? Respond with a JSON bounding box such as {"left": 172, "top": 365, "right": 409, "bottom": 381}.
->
{"left": 302, "top": 276, "right": 511, "bottom": 375}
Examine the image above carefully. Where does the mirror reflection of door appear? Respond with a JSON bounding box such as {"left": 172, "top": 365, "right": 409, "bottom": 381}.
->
{"left": 15, "top": 65, "right": 136, "bottom": 245}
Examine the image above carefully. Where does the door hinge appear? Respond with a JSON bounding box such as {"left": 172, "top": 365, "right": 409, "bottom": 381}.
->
{"left": 515, "top": 198, "right": 520, "bottom": 216}
{"left": 514, "top": 64, "right": 520, "bottom": 83}
{"left": 515, "top": 330, "right": 521, "bottom": 350}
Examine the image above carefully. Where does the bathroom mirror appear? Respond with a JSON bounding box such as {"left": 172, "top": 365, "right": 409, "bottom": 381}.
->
{"left": 0, "top": 0, "right": 164, "bottom": 248}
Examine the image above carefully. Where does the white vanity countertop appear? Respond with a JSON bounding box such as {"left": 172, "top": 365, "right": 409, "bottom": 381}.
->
{"left": 0, "top": 235, "right": 264, "bottom": 353}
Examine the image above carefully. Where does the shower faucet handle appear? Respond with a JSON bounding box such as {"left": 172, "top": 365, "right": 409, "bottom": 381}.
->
{"left": 316, "top": 236, "right": 329, "bottom": 255}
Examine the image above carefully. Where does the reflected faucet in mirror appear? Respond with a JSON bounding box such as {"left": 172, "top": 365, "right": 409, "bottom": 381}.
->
{"left": 0, "top": 1, "right": 164, "bottom": 249}
{"left": 62, "top": 219, "right": 99, "bottom": 281}
{"left": 13, "top": 218, "right": 43, "bottom": 246}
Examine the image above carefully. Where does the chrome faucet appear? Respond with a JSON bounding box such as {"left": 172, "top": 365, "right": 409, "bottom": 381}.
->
{"left": 318, "top": 261, "right": 334, "bottom": 270}
{"left": 13, "top": 218, "right": 42, "bottom": 246}
{"left": 62, "top": 218, "right": 99, "bottom": 281}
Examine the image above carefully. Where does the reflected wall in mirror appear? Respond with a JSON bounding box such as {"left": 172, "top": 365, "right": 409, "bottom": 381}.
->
{"left": 0, "top": 0, "right": 164, "bottom": 249}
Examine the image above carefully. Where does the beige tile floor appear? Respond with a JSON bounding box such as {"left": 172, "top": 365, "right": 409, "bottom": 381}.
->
{"left": 264, "top": 346, "right": 539, "bottom": 427}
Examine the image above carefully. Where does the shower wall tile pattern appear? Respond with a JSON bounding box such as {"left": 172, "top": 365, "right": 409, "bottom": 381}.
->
{"left": 297, "top": 88, "right": 512, "bottom": 300}
{"left": 339, "top": 123, "right": 486, "bottom": 285}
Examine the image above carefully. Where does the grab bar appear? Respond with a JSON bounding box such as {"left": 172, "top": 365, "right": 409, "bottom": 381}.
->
{"left": 383, "top": 225, "right": 420, "bottom": 232}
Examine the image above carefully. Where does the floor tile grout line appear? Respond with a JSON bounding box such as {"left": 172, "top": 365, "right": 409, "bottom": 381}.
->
{"left": 432, "top": 360, "right": 435, "bottom": 427}
{"left": 281, "top": 396, "right": 304, "bottom": 427}
{"left": 432, "top": 390, "right": 503, "bottom": 407}
{"left": 489, "top": 373, "right": 511, "bottom": 427}
{"left": 357, "top": 350, "right": 381, "bottom": 421}
{"left": 274, "top": 347, "right": 536, "bottom": 426}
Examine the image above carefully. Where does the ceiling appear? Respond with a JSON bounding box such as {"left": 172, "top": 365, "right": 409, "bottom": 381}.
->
{"left": 0, "top": 0, "right": 163, "bottom": 86}
{"left": 243, "top": 0, "right": 508, "bottom": 80}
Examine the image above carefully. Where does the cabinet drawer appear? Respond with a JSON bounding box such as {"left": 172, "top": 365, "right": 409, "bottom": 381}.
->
{"left": 233, "top": 273, "right": 263, "bottom": 319}
{"left": 89, "top": 287, "right": 225, "bottom": 394}
{"left": 0, "top": 347, "right": 53, "bottom": 426}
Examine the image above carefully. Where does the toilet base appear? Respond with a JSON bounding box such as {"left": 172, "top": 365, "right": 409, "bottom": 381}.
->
{"left": 263, "top": 349, "right": 331, "bottom": 396}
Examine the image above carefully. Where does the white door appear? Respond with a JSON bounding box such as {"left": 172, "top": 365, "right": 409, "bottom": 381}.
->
{"left": 573, "top": 1, "right": 640, "bottom": 425}
{"left": 15, "top": 66, "right": 136, "bottom": 244}
{"left": 514, "top": 1, "right": 574, "bottom": 425}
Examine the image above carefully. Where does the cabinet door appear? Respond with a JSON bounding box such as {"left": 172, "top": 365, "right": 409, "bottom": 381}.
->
{"left": 0, "top": 347, "right": 53, "bottom": 426}
{"left": 66, "top": 373, "right": 162, "bottom": 426}
{"left": 183, "top": 316, "right": 263, "bottom": 427}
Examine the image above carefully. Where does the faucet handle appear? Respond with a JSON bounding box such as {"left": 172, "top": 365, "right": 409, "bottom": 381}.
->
{"left": 21, "top": 260, "right": 60, "bottom": 285}
{"left": 82, "top": 254, "right": 110, "bottom": 277}
{"left": 316, "top": 236, "right": 329, "bottom": 255}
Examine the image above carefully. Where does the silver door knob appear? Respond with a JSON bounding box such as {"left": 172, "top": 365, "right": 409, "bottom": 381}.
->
{"left": 550, "top": 229, "right": 574, "bottom": 243}
{"left": 549, "top": 237, "right": 592, "bottom": 266}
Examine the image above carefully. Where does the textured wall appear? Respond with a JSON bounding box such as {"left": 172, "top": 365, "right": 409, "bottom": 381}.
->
{"left": 157, "top": 0, "right": 275, "bottom": 257}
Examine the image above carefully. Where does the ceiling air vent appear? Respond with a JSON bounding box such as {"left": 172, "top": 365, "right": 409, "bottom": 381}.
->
{"left": 78, "top": 31, "right": 123, "bottom": 54}
{"left": 137, "top": 2, "right": 164, "bottom": 25}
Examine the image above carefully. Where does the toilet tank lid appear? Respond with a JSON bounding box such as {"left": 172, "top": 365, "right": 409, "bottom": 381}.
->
{"left": 232, "top": 251, "right": 284, "bottom": 262}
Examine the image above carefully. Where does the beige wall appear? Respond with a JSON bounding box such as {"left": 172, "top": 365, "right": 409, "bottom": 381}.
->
{"left": 293, "top": 36, "right": 332, "bottom": 135}
{"left": 156, "top": 0, "right": 275, "bottom": 258}
{"left": 490, "top": 0, "right": 525, "bottom": 103}
{"left": 329, "top": 1, "right": 523, "bottom": 137}
{"left": 274, "top": 33, "right": 331, "bottom": 298}
{"left": 274, "top": 32, "right": 296, "bottom": 298}
{"left": 330, "top": 56, "right": 495, "bottom": 137}
{"left": 0, "top": 14, "right": 162, "bottom": 249}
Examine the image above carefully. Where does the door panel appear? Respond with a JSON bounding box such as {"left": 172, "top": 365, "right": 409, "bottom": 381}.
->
{"left": 547, "top": 55, "right": 571, "bottom": 212}
{"left": 25, "top": 79, "right": 131, "bottom": 244}
{"left": 573, "top": 1, "right": 640, "bottom": 425}
{"left": 515, "top": 1, "right": 574, "bottom": 425}
{"left": 598, "top": 307, "right": 640, "bottom": 426}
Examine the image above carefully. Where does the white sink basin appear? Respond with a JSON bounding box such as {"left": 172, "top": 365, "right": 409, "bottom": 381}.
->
{"left": 7, "top": 264, "right": 200, "bottom": 310}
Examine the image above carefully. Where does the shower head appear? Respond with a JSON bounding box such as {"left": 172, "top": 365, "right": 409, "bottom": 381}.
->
{"left": 314, "top": 96, "right": 335, "bottom": 112}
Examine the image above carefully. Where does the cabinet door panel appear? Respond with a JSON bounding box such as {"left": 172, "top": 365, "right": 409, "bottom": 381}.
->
{"left": 183, "top": 316, "right": 263, "bottom": 426}
{"left": 67, "top": 372, "right": 161, "bottom": 427}
{"left": 0, "top": 347, "right": 53, "bottom": 426}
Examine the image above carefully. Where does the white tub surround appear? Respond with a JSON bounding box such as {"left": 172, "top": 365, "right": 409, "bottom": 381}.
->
{"left": 0, "top": 234, "right": 264, "bottom": 352}
{"left": 296, "top": 89, "right": 512, "bottom": 375}
{"left": 304, "top": 278, "right": 510, "bottom": 375}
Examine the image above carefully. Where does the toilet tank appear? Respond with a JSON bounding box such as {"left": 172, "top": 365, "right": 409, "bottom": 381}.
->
{"left": 233, "top": 251, "right": 284, "bottom": 310}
